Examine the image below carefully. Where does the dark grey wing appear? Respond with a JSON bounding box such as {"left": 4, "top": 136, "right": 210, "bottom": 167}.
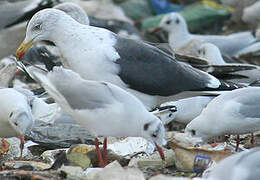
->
{"left": 174, "top": 53, "right": 209, "bottom": 66}
{"left": 197, "top": 64, "right": 257, "bottom": 81}
{"left": 145, "top": 42, "right": 174, "bottom": 56}
{"left": 113, "top": 36, "right": 219, "bottom": 96}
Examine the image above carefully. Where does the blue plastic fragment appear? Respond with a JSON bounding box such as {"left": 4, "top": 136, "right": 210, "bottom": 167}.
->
{"left": 150, "top": 0, "right": 184, "bottom": 15}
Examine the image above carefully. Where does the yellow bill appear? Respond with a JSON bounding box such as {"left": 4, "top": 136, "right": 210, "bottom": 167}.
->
{"left": 16, "top": 39, "right": 34, "bottom": 60}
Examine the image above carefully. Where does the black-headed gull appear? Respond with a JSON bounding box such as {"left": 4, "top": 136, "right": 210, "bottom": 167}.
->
{"left": 185, "top": 87, "right": 260, "bottom": 151}
{"left": 31, "top": 67, "right": 166, "bottom": 167}
{"left": 158, "top": 12, "right": 257, "bottom": 56}
{"left": 207, "top": 147, "right": 260, "bottom": 180}
{"left": 0, "top": 88, "right": 34, "bottom": 159}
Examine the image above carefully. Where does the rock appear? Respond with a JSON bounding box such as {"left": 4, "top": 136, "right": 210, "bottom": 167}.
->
{"left": 128, "top": 149, "right": 174, "bottom": 169}
{"left": 149, "top": 174, "right": 191, "bottom": 180}
{"left": 41, "top": 144, "right": 129, "bottom": 170}
{"left": 0, "top": 169, "right": 64, "bottom": 179}
{"left": 86, "top": 161, "right": 145, "bottom": 180}
{"left": 41, "top": 148, "right": 67, "bottom": 165}
{"left": 84, "top": 168, "right": 103, "bottom": 179}
{"left": 1, "top": 160, "right": 51, "bottom": 171}
{"left": 58, "top": 165, "right": 87, "bottom": 180}
{"left": 67, "top": 144, "right": 129, "bottom": 168}
{"left": 66, "top": 144, "right": 93, "bottom": 169}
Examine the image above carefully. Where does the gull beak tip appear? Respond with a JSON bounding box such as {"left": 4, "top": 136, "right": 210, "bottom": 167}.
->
{"left": 16, "top": 39, "right": 33, "bottom": 60}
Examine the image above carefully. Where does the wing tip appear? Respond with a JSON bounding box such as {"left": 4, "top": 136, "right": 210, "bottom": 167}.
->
{"left": 206, "top": 76, "right": 221, "bottom": 89}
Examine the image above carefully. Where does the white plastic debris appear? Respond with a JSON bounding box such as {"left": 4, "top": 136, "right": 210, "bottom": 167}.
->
{"left": 108, "top": 137, "right": 154, "bottom": 156}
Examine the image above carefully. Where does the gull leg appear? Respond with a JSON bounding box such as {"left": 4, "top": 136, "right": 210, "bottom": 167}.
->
{"left": 235, "top": 135, "right": 240, "bottom": 152}
{"left": 103, "top": 138, "right": 108, "bottom": 166}
{"left": 155, "top": 143, "right": 165, "bottom": 161}
{"left": 19, "top": 135, "right": 24, "bottom": 160}
{"left": 95, "top": 138, "right": 104, "bottom": 167}
{"left": 251, "top": 133, "right": 255, "bottom": 148}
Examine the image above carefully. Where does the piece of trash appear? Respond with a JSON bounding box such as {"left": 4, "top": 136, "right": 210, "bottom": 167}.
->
{"left": 193, "top": 155, "right": 211, "bottom": 173}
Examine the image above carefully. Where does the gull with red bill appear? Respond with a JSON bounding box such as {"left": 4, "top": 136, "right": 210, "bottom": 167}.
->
{"left": 30, "top": 66, "right": 166, "bottom": 167}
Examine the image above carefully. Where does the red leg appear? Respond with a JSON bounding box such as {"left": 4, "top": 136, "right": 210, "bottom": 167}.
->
{"left": 19, "top": 135, "right": 24, "bottom": 160}
{"left": 235, "top": 135, "right": 240, "bottom": 152}
{"left": 251, "top": 133, "right": 255, "bottom": 148}
{"left": 155, "top": 143, "right": 165, "bottom": 161}
{"left": 103, "top": 138, "right": 108, "bottom": 166}
{"left": 95, "top": 138, "right": 104, "bottom": 167}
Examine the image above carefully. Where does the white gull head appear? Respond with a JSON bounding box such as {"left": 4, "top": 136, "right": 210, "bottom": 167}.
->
{"left": 0, "top": 88, "right": 34, "bottom": 138}
{"left": 159, "top": 12, "right": 192, "bottom": 49}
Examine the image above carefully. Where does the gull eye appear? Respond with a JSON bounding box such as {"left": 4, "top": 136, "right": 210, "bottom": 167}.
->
{"left": 198, "top": 50, "right": 201, "bottom": 54}
{"left": 33, "top": 24, "right": 41, "bottom": 31}
{"left": 144, "top": 123, "right": 150, "bottom": 131}
{"left": 152, "top": 133, "right": 157, "bottom": 138}
{"left": 203, "top": 50, "right": 206, "bottom": 55}
{"left": 175, "top": 18, "right": 180, "bottom": 24}
{"left": 9, "top": 112, "right": 13, "bottom": 118}
{"left": 191, "top": 129, "right": 196, "bottom": 136}
{"left": 166, "top": 20, "right": 171, "bottom": 25}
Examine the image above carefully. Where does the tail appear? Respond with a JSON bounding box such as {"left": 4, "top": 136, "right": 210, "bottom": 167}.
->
{"left": 30, "top": 67, "right": 74, "bottom": 115}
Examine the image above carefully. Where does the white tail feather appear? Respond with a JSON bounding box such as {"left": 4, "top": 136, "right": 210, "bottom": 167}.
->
{"left": 31, "top": 69, "right": 74, "bottom": 115}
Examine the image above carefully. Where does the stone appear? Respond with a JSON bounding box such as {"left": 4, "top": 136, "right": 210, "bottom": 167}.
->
{"left": 58, "top": 165, "right": 87, "bottom": 180}
{"left": 66, "top": 144, "right": 93, "bottom": 169}
{"left": 1, "top": 160, "right": 51, "bottom": 171}
{"left": 41, "top": 149, "right": 67, "bottom": 165}
{"left": 87, "top": 161, "right": 145, "bottom": 180}
{"left": 149, "top": 174, "right": 191, "bottom": 180}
